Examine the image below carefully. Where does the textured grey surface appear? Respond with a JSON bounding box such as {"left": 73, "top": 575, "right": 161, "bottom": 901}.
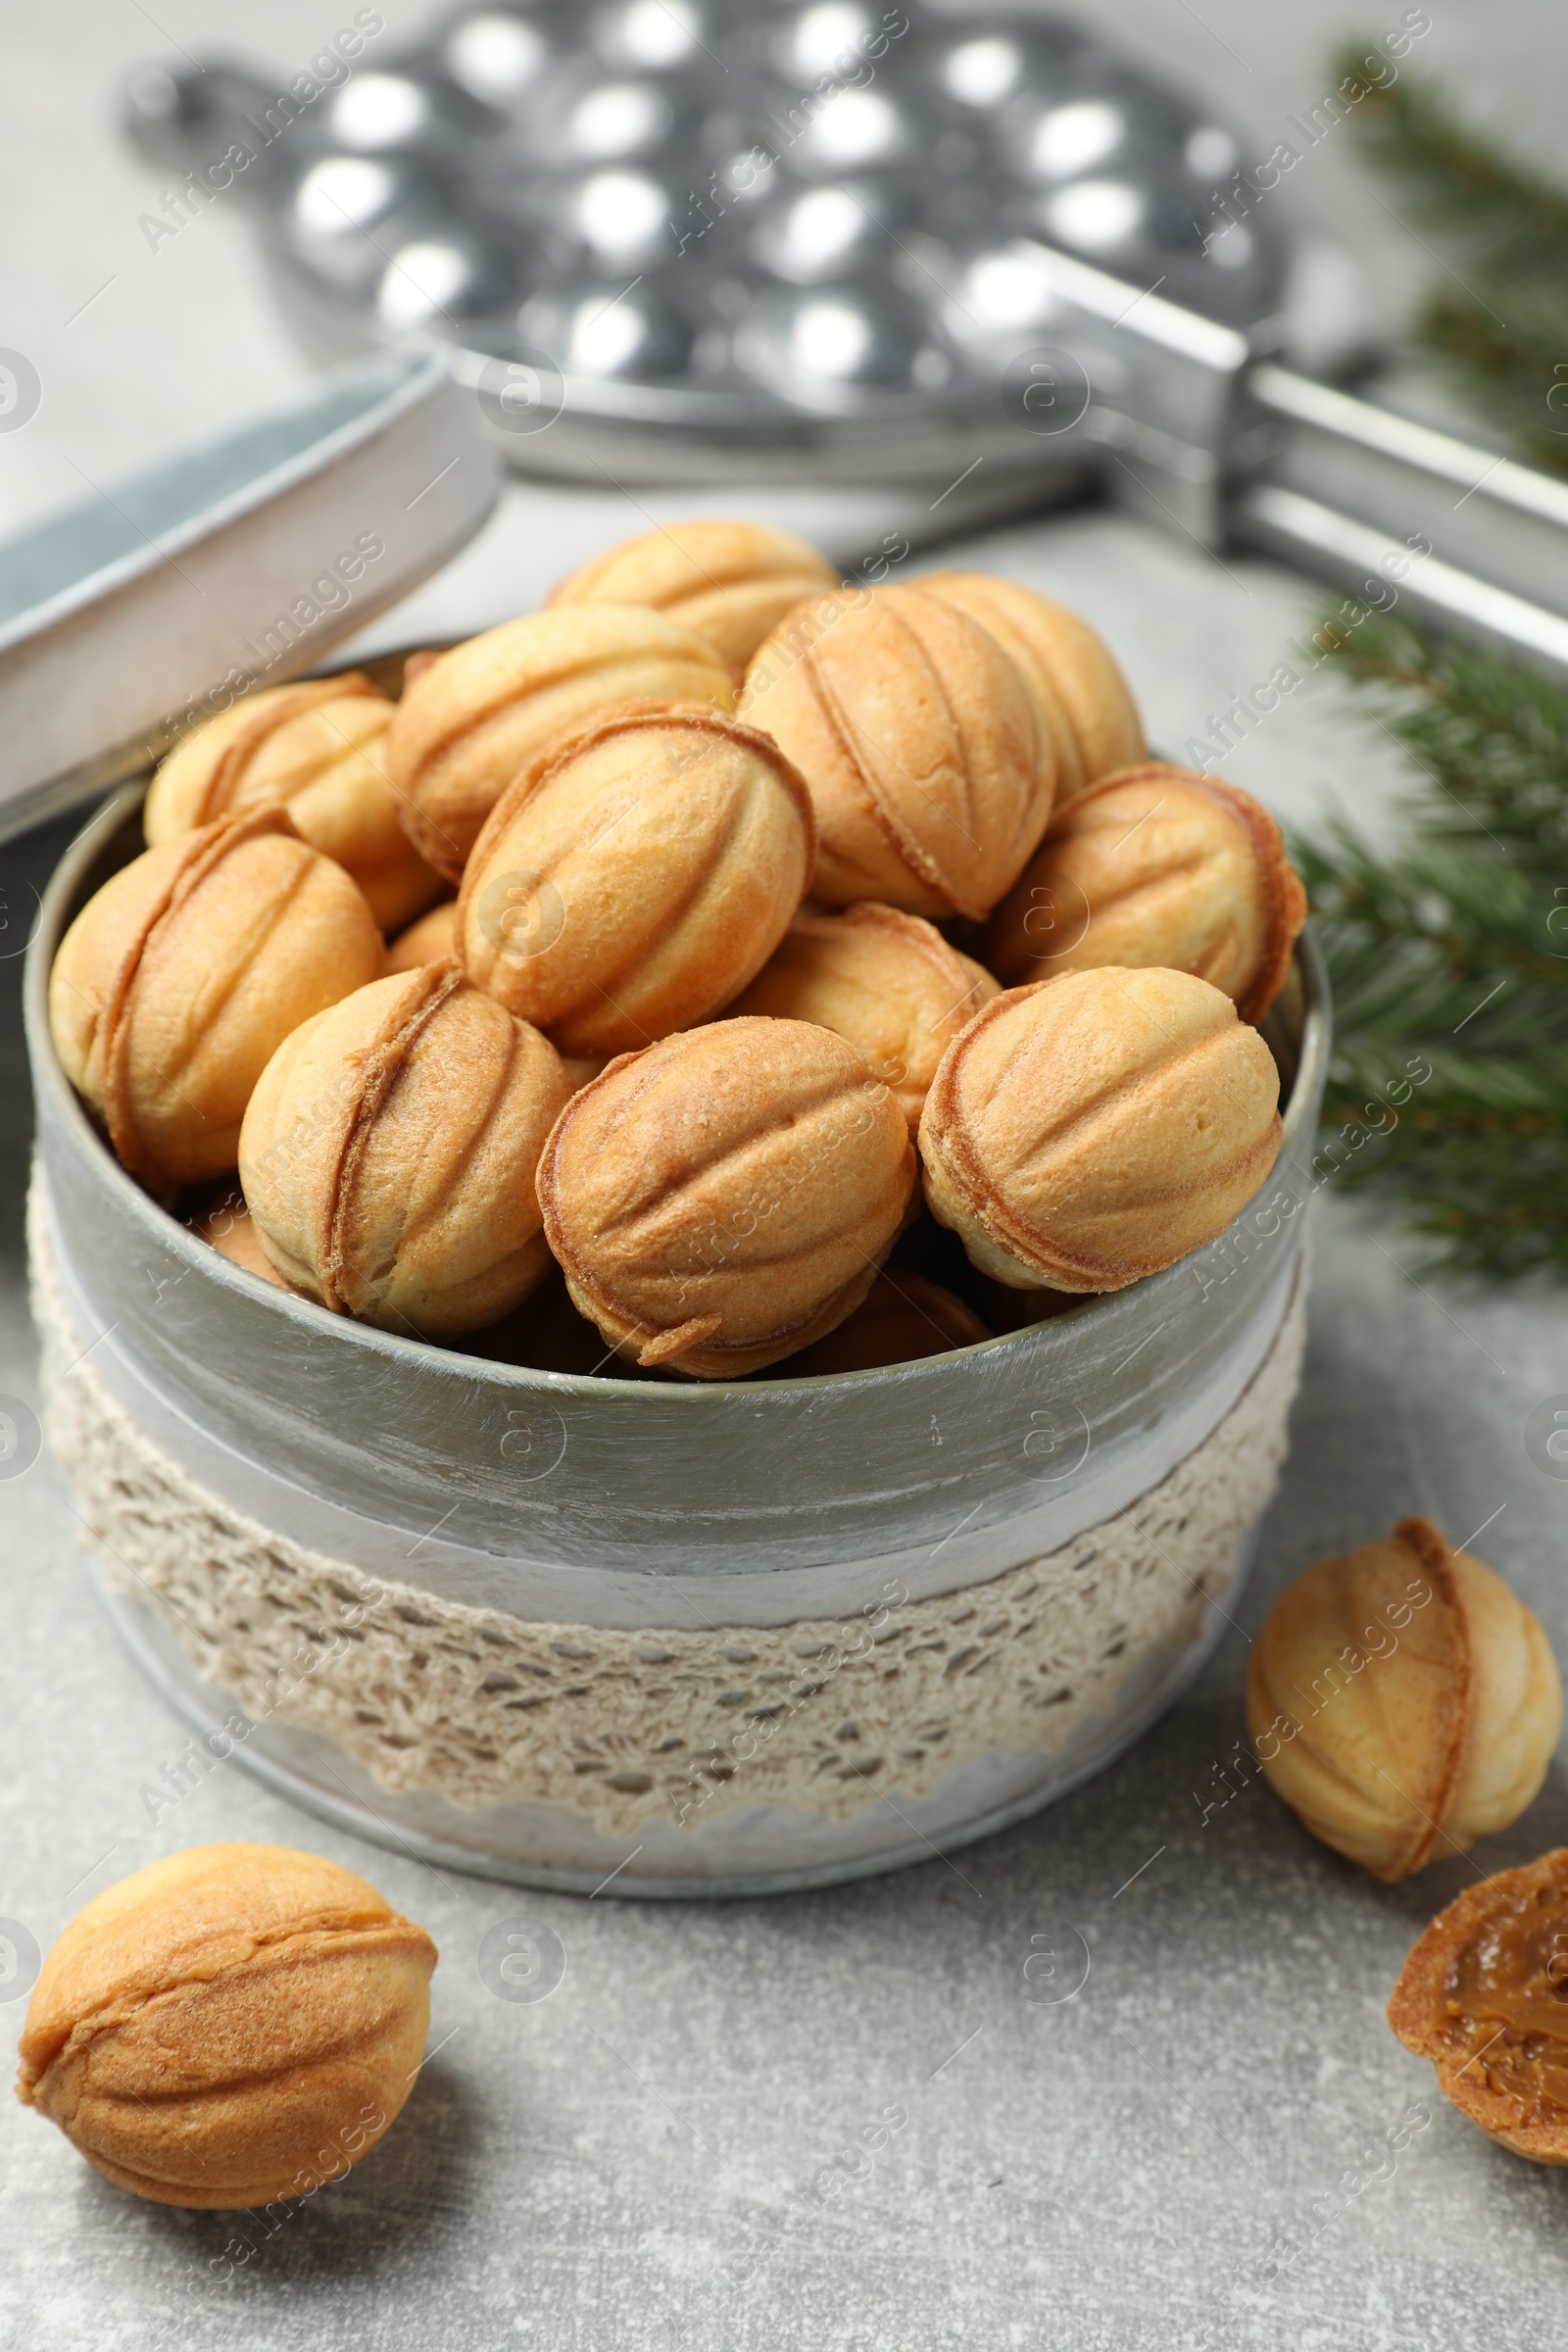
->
{"left": 4, "top": 2, "right": 1568, "bottom": 2346}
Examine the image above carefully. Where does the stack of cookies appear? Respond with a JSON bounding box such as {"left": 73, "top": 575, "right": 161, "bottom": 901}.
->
{"left": 51, "top": 518, "right": 1305, "bottom": 1379}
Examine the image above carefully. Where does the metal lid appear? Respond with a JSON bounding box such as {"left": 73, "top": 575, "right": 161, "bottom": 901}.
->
{"left": 0, "top": 347, "right": 499, "bottom": 844}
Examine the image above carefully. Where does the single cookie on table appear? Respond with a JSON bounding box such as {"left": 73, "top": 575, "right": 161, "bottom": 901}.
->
{"left": 919, "top": 571, "right": 1145, "bottom": 804}
{"left": 918, "top": 966, "right": 1282, "bottom": 1294}
{"left": 1248, "top": 1515, "right": 1561, "bottom": 1882}
{"left": 536, "top": 1017, "right": 917, "bottom": 1378}
{"left": 739, "top": 584, "right": 1049, "bottom": 919}
{"left": 49, "top": 810, "right": 384, "bottom": 1193}
{"left": 144, "top": 677, "right": 445, "bottom": 934}
{"left": 548, "top": 517, "right": 839, "bottom": 679}
{"left": 1388, "top": 1849, "right": 1568, "bottom": 2164}
{"left": 386, "top": 606, "right": 736, "bottom": 883}
{"left": 780, "top": 1270, "right": 990, "bottom": 1375}
{"left": 240, "top": 962, "right": 573, "bottom": 1339}
{"left": 984, "top": 762, "right": 1306, "bottom": 1021}
{"left": 725, "top": 901, "right": 998, "bottom": 1132}
{"left": 386, "top": 898, "right": 458, "bottom": 971}
{"left": 15, "top": 1843, "right": 436, "bottom": 2209}
{"left": 458, "top": 702, "right": 815, "bottom": 1057}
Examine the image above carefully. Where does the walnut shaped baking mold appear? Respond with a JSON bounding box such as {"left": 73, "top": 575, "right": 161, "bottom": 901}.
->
{"left": 386, "top": 605, "right": 736, "bottom": 883}
{"left": 536, "top": 1016, "right": 917, "bottom": 1377}
{"left": 1389, "top": 1850, "right": 1568, "bottom": 2164}
{"left": 984, "top": 762, "right": 1307, "bottom": 1022}
{"left": 240, "top": 962, "right": 573, "bottom": 1339}
{"left": 739, "top": 583, "right": 1049, "bottom": 918}
{"left": 458, "top": 702, "right": 815, "bottom": 1056}
{"left": 919, "top": 571, "right": 1146, "bottom": 804}
{"left": 548, "top": 517, "right": 839, "bottom": 679}
{"left": 1247, "top": 1515, "right": 1562, "bottom": 1881}
{"left": 726, "top": 901, "right": 997, "bottom": 1133}
{"left": 144, "top": 677, "right": 445, "bottom": 934}
{"left": 49, "top": 809, "right": 384, "bottom": 1193}
{"left": 918, "top": 965, "right": 1282, "bottom": 1293}
{"left": 15, "top": 1843, "right": 436, "bottom": 2209}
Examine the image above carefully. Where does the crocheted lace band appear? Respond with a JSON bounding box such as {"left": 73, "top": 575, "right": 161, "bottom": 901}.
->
{"left": 33, "top": 1200, "right": 1305, "bottom": 1838}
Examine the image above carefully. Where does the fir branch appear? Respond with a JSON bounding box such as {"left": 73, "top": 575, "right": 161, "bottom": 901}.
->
{"left": 1310, "top": 609, "right": 1568, "bottom": 858}
{"left": 1294, "top": 614, "right": 1568, "bottom": 1276}
{"left": 1330, "top": 44, "right": 1568, "bottom": 269}
{"left": 1332, "top": 42, "right": 1568, "bottom": 473}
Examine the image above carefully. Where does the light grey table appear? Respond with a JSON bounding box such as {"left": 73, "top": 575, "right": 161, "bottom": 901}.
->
{"left": 3, "top": 4, "right": 1568, "bottom": 2347}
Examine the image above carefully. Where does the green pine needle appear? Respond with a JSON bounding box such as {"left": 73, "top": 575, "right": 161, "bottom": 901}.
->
{"left": 1331, "top": 41, "right": 1568, "bottom": 473}
{"left": 1294, "top": 612, "right": 1568, "bottom": 1276}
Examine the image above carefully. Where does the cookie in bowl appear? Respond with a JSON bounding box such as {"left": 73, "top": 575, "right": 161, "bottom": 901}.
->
{"left": 144, "top": 676, "right": 444, "bottom": 933}
{"left": 537, "top": 1016, "right": 917, "bottom": 1376}
{"left": 457, "top": 702, "right": 815, "bottom": 1057}
{"left": 740, "top": 584, "right": 1049, "bottom": 919}
{"left": 726, "top": 901, "right": 996, "bottom": 1133}
{"left": 548, "top": 517, "right": 839, "bottom": 680}
{"left": 387, "top": 606, "right": 736, "bottom": 881}
{"left": 48, "top": 809, "right": 384, "bottom": 1193}
{"left": 918, "top": 966, "right": 1282, "bottom": 1293}
{"left": 240, "top": 961, "right": 573, "bottom": 1339}
{"left": 984, "top": 762, "right": 1305, "bottom": 1021}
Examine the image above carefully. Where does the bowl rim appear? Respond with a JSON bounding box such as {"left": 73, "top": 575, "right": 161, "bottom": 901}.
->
{"left": 25, "top": 774, "right": 1330, "bottom": 1409}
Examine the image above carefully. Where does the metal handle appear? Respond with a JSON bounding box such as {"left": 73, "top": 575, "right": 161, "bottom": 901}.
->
{"left": 1231, "top": 363, "right": 1568, "bottom": 670}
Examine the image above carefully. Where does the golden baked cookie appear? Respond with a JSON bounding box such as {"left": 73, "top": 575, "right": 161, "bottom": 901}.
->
{"left": 386, "top": 606, "right": 736, "bottom": 883}
{"left": 49, "top": 810, "right": 384, "bottom": 1192}
{"left": 16, "top": 1843, "right": 436, "bottom": 2209}
{"left": 740, "top": 584, "right": 1048, "bottom": 918}
{"left": 781, "top": 1269, "right": 990, "bottom": 1374}
{"left": 458, "top": 702, "right": 815, "bottom": 1057}
{"left": 918, "top": 965, "right": 1282, "bottom": 1292}
{"left": 1389, "top": 1850, "right": 1568, "bottom": 2164}
{"left": 144, "top": 678, "right": 445, "bottom": 934}
{"left": 984, "top": 761, "right": 1306, "bottom": 1021}
{"left": 920, "top": 571, "right": 1145, "bottom": 802}
{"left": 240, "top": 961, "right": 573, "bottom": 1338}
{"left": 386, "top": 899, "right": 458, "bottom": 971}
{"left": 1248, "top": 1515, "right": 1561, "bottom": 1881}
{"left": 549, "top": 517, "right": 839, "bottom": 678}
{"left": 188, "top": 1190, "right": 290, "bottom": 1289}
{"left": 536, "top": 1016, "right": 917, "bottom": 1377}
{"left": 726, "top": 901, "right": 997, "bottom": 1132}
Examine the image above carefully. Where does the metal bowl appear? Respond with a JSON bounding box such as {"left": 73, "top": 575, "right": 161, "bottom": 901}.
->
{"left": 25, "top": 720, "right": 1327, "bottom": 1893}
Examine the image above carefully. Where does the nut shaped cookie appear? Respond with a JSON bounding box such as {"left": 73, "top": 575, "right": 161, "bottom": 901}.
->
{"left": 920, "top": 571, "right": 1145, "bottom": 803}
{"left": 549, "top": 517, "right": 839, "bottom": 678}
{"left": 15, "top": 1843, "right": 436, "bottom": 2209}
{"left": 1248, "top": 1517, "right": 1562, "bottom": 1881}
{"left": 458, "top": 703, "right": 815, "bottom": 1056}
{"left": 49, "top": 810, "right": 384, "bottom": 1192}
{"left": 386, "top": 606, "right": 736, "bottom": 882}
{"left": 1388, "top": 1850, "right": 1568, "bottom": 2163}
{"left": 386, "top": 899, "right": 458, "bottom": 972}
{"left": 188, "top": 1191, "right": 290, "bottom": 1289}
{"left": 984, "top": 762, "right": 1307, "bottom": 1021}
{"left": 240, "top": 962, "right": 573, "bottom": 1338}
{"left": 740, "top": 584, "right": 1047, "bottom": 918}
{"left": 144, "top": 677, "right": 445, "bottom": 933}
{"left": 781, "top": 1269, "right": 990, "bottom": 1375}
{"left": 727, "top": 901, "right": 997, "bottom": 1132}
{"left": 537, "top": 1017, "right": 917, "bottom": 1377}
{"left": 918, "top": 966, "right": 1282, "bottom": 1292}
